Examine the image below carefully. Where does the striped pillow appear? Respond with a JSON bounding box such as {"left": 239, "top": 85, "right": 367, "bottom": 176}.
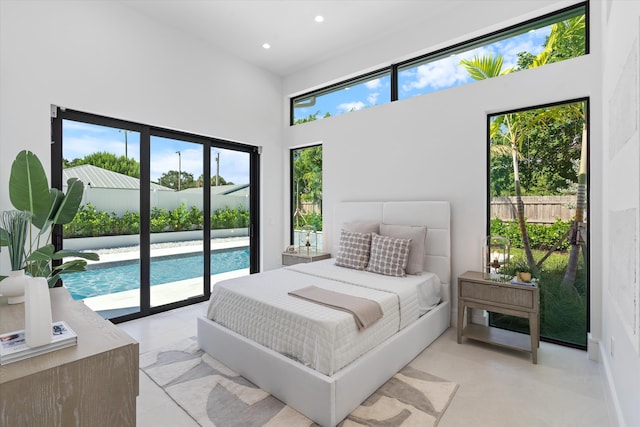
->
{"left": 366, "top": 233, "right": 411, "bottom": 277}
{"left": 335, "top": 230, "right": 372, "bottom": 270}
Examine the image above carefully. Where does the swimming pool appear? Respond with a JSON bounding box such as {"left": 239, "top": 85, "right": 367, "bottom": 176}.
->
{"left": 63, "top": 247, "right": 249, "bottom": 300}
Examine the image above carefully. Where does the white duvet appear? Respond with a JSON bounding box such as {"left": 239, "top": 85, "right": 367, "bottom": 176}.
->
{"left": 206, "top": 259, "right": 441, "bottom": 375}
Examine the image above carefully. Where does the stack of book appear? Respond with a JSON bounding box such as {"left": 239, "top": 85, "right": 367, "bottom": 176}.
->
{"left": 510, "top": 277, "right": 537, "bottom": 286}
{"left": 0, "top": 321, "right": 77, "bottom": 365}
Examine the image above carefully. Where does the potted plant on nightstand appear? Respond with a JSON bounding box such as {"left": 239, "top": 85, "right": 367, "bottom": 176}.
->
{"left": 508, "top": 260, "right": 535, "bottom": 283}
{"left": 0, "top": 210, "right": 31, "bottom": 303}
{"left": 0, "top": 150, "right": 99, "bottom": 293}
{"left": 1, "top": 150, "right": 100, "bottom": 346}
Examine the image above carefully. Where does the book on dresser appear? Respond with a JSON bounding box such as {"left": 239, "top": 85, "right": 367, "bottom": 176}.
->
{"left": 0, "top": 320, "right": 77, "bottom": 365}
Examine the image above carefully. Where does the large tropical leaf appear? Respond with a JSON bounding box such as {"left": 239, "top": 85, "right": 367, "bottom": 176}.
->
{"left": 9, "top": 150, "right": 50, "bottom": 215}
{"left": 53, "top": 178, "right": 85, "bottom": 225}
{"left": 50, "top": 249, "right": 99, "bottom": 261}
{"left": 459, "top": 55, "right": 505, "bottom": 80}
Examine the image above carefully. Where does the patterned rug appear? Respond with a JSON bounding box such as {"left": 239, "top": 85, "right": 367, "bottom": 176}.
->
{"left": 140, "top": 337, "right": 458, "bottom": 426}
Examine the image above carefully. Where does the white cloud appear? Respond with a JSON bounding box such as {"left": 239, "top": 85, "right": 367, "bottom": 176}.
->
{"left": 401, "top": 55, "right": 471, "bottom": 92}
{"left": 365, "top": 78, "right": 382, "bottom": 89}
{"left": 367, "top": 92, "right": 380, "bottom": 105}
{"left": 337, "top": 101, "right": 365, "bottom": 112}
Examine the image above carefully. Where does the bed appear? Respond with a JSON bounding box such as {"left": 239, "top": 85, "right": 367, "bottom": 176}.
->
{"left": 197, "top": 200, "right": 451, "bottom": 426}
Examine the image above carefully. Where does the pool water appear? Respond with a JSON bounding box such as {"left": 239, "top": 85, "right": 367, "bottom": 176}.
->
{"left": 63, "top": 247, "right": 249, "bottom": 300}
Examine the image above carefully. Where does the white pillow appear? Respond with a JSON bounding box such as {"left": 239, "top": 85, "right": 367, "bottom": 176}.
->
{"left": 379, "top": 224, "right": 427, "bottom": 275}
{"left": 366, "top": 233, "right": 411, "bottom": 277}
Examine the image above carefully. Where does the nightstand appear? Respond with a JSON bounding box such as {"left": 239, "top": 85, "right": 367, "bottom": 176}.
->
{"left": 282, "top": 250, "right": 331, "bottom": 266}
{"left": 457, "top": 270, "right": 540, "bottom": 364}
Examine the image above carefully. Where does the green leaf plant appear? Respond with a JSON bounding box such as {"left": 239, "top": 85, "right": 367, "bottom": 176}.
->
{"left": 1, "top": 150, "right": 99, "bottom": 287}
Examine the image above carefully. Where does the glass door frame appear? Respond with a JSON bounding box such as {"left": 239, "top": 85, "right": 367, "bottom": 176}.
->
{"left": 485, "top": 97, "right": 590, "bottom": 350}
{"left": 51, "top": 107, "right": 260, "bottom": 323}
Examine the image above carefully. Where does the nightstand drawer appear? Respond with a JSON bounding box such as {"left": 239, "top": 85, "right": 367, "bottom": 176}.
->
{"left": 460, "top": 281, "right": 534, "bottom": 309}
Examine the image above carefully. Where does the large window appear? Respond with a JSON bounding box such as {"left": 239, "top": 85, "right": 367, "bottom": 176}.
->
{"left": 487, "top": 99, "right": 589, "bottom": 349}
{"left": 290, "top": 145, "right": 323, "bottom": 249}
{"left": 52, "top": 109, "right": 259, "bottom": 322}
{"left": 291, "top": 3, "right": 587, "bottom": 125}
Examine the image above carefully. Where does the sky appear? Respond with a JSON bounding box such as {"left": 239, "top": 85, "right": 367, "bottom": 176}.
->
{"left": 294, "top": 25, "right": 550, "bottom": 122}
{"left": 62, "top": 121, "right": 250, "bottom": 185}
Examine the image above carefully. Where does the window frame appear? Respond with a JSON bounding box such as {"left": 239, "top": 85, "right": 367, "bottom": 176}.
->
{"left": 485, "top": 96, "right": 590, "bottom": 350}
{"left": 290, "top": 2, "right": 588, "bottom": 125}
{"left": 51, "top": 107, "right": 260, "bottom": 323}
{"left": 289, "top": 144, "right": 322, "bottom": 247}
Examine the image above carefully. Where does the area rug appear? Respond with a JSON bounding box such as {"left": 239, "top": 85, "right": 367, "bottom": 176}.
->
{"left": 140, "top": 337, "right": 458, "bottom": 427}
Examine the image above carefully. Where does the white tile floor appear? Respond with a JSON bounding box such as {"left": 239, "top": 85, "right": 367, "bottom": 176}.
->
{"left": 119, "top": 302, "right": 615, "bottom": 427}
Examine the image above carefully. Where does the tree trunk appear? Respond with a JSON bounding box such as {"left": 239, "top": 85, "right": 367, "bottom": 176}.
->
{"left": 512, "top": 143, "right": 536, "bottom": 271}
{"left": 562, "top": 125, "right": 587, "bottom": 291}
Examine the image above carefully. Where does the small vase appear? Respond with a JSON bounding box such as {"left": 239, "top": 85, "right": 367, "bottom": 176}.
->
{"left": 0, "top": 269, "right": 27, "bottom": 304}
{"left": 25, "top": 277, "right": 53, "bottom": 347}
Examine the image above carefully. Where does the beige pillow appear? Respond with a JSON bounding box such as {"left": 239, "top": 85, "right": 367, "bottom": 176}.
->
{"left": 379, "top": 224, "right": 427, "bottom": 275}
{"left": 343, "top": 221, "right": 380, "bottom": 234}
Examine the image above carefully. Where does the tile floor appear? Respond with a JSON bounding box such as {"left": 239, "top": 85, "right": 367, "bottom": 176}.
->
{"left": 119, "top": 302, "right": 615, "bottom": 427}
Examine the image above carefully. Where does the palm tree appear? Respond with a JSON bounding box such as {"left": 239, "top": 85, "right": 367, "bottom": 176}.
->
{"left": 460, "top": 15, "right": 587, "bottom": 279}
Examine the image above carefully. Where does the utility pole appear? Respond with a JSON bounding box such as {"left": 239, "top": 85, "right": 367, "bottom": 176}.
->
{"left": 176, "top": 151, "right": 181, "bottom": 191}
{"left": 215, "top": 152, "right": 220, "bottom": 186}
{"left": 119, "top": 129, "right": 128, "bottom": 158}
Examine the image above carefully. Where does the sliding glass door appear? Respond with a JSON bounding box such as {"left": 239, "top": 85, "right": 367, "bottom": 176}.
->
{"left": 52, "top": 108, "right": 259, "bottom": 322}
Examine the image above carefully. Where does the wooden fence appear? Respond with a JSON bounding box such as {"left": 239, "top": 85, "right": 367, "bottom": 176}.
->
{"left": 491, "top": 196, "right": 578, "bottom": 224}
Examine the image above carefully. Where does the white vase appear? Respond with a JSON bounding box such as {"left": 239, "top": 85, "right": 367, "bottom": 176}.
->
{"left": 0, "top": 269, "right": 27, "bottom": 304}
{"left": 25, "top": 277, "right": 53, "bottom": 347}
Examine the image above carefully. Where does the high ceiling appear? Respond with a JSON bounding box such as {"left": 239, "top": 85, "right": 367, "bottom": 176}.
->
{"left": 119, "top": 0, "right": 460, "bottom": 77}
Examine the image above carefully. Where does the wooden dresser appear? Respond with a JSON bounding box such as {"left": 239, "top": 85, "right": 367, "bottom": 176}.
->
{"left": 0, "top": 287, "right": 139, "bottom": 426}
{"left": 457, "top": 270, "right": 540, "bottom": 364}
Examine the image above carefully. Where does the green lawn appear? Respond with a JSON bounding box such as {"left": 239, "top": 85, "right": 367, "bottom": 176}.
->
{"left": 490, "top": 248, "right": 587, "bottom": 348}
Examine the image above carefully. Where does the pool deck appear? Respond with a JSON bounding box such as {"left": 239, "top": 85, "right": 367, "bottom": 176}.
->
{"left": 75, "top": 236, "right": 250, "bottom": 316}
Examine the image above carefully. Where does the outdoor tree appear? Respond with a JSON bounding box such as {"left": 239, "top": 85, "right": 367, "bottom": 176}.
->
{"left": 64, "top": 151, "right": 141, "bottom": 178}
{"left": 196, "top": 174, "right": 233, "bottom": 186}
{"left": 158, "top": 170, "right": 196, "bottom": 191}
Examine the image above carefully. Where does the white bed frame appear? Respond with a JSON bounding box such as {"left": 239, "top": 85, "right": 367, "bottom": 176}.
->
{"left": 198, "top": 201, "right": 451, "bottom": 426}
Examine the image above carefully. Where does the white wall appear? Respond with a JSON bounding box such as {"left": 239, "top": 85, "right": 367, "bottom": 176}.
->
{"left": 601, "top": 1, "right": 640, "bottom": 426}
{"left": 0, "top": 0, "right": 284, "bottom": 272}
{"left": 283, "top": 0, "right": 601, "bottom": 333}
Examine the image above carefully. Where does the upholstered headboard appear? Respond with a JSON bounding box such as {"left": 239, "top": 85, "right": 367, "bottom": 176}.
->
{"left": 333, "top": 201, "right": 451, "bottom": 303}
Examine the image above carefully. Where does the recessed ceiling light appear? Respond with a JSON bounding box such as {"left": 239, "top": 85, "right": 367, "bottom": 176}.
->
{"left": 315, "top": 15, "right": 324, "bottom": 23}
{"left": 262, "top": 43, "right": 271, "bottom": 49}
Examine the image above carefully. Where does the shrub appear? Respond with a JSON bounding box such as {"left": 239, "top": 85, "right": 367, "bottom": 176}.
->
{"left": 490, "top": 218, "right": 571, "bottom": 252}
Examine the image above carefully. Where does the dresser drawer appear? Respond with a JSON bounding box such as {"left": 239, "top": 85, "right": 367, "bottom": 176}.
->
{"left": 460, "top": 281, "right": 534, "bottom": 309}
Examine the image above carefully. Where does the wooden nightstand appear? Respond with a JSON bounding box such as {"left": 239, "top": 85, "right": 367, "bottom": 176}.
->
{"left": 457, "top": 270, "right": 540, "bottom": 364}
{"left": 282, "top": 250, "right": 331, "bottom": 266}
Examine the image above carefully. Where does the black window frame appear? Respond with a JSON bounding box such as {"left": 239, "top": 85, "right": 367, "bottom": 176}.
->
{"left": 485, "top": 96, "right": 590, "bottom": 350}
{"left": 51, "top": 107, "right": 260, "bottom": 323}
{"left": 289, "top": 144, "right": 322, "bottom": 246}
{"left": 290, "top": 2, "right": 588, "bottom": 125}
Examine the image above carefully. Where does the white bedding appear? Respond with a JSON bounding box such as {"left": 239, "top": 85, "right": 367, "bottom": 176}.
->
{"left": 286, "top": 259, "right": 442, "bottom": 320}
{"left": 206, "top": 260, "right": 441, "bottom": 375}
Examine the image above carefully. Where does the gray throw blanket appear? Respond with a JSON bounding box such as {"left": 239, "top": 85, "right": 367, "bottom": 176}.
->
{"left": 288, "top": 285, "right": 383, "bottom": 330}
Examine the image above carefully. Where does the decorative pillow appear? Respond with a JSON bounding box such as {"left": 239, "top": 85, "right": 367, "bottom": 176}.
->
{"left": 366, "top": 233, "right": 411, "bottom": 277}
{"left": 335, "top": 230, "right": 372, "bottom": 270}
{"left": 343, "top": 221, "right": 380, "bottom": 234}
{"left": 380, "top": 224, "right": 427, "bottom": 275}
